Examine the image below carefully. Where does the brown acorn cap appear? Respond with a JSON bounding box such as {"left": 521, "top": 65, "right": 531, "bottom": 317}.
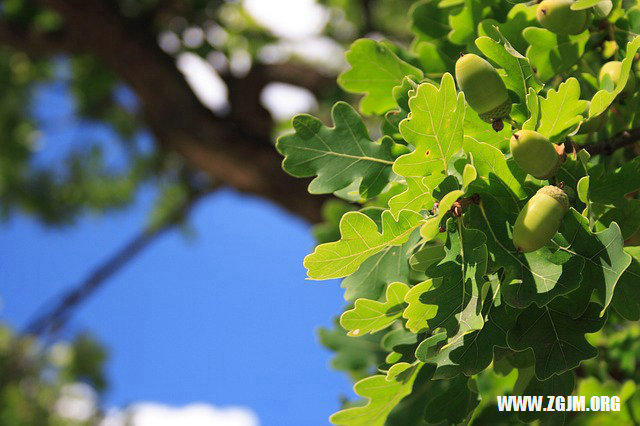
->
{"left": 538, "top": 185, "right": 569, "bottom": 212}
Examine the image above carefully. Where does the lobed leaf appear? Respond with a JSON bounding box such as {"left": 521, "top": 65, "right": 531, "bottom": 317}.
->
{"left": 507, "top": 298, "right": 606, "bottom": 380}
{"left": 305, "top": 210, "right": 424, "bottom": 280}
{"left": 554, "top": 210, "right": 632, "bottom": 315}
{"left": 277, "top": 102, "right": 397, "bottom": 199}
{"left": 403, "top": 219, "right": 487, "bottom": 336}
{"left": 467, "top": 195, "right": 585, "bottom": 309}
{"left": 523, "top": 28, "right": 589, "bottom": 82}
{"left": 330, "top": 364, "right": 424, "bottom": 426}
{"left": 338, "top": 39, "right": 424, "bottom": 115}
{"left": 590, "top": 37, "right": 640, "bottom": 116}
{"left": 341, "top": 232, "right": 419, "bottom": 302}
{"left": 341, "top": 282, "right": 410, "bottom": 336}
{"left": 537, "top": 78, "right": 587, "bottom": 141}
{"left": 395, "top": 73, "right": 465, "bottom": 180}
{"left": 611, "top": 248, "right": 640, "bottom": 320}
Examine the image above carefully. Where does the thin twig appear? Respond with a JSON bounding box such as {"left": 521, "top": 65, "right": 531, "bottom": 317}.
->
{"left": 582, "top": 127, "right": 640, "bottom": 156}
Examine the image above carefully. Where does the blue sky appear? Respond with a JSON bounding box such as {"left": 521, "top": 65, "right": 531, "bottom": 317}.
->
{"left": 0, "top": 77, "right": 353, "bottom": 425}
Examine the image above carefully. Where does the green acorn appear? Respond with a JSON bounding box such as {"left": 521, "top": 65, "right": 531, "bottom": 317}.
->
{"left": 599, "top": 61, "right": 636, "bottom": 95}
{"left": 509, "top": 130, "right": 563, "bottom": 179}
{"left": 455, "top": 54, "right": 511, "bottom": 130}
{"left": 513, "top": 185, "right": 569, "bottom": 253}
{"left": 537, "top": 0, "right": 590, "bottom": 35}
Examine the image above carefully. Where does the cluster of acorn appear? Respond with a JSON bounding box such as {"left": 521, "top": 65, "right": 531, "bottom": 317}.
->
{"left": 450, "top": 0, "right": 638, "bottom": 253}
{"left": 456, "top": 52, "right": 570, "bottom": 253}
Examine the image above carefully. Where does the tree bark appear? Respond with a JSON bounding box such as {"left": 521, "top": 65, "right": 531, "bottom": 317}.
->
{"left": 23, "top": 0, "right": 331, "bottom": 223}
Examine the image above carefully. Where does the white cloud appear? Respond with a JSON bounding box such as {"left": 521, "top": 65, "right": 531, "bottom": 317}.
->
{"left": 176, "top": 52, "right": 229, "bottom": 112}
{"left": 101, "top": 402, "right": 259, "bottom": 426}
{"left": 243, "top": 0, "right": 328, "bottom": 40}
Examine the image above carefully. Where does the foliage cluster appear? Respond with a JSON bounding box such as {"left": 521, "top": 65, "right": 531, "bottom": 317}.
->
{"left": 278, "top": 0, "right": 640, "bottom": 424}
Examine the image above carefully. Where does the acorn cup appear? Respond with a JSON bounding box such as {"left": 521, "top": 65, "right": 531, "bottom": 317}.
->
{"left": 455, "top": 53, "right": 511, "bottom": 131}
{"left": 513, "top": 185, "right": 569, "bottom": 253}
{"left": 509, "top": 130, "right": 565, "bottom": 179}
{"left": 537, "top": 0, "right": 590, "bottom": 35}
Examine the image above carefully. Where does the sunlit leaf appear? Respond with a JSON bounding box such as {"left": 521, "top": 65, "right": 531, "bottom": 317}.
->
{"left": 277, "top": 102, "right": 397, "bottom": 199}
{"left": 305, "top": 210, "right": 424, "bottom": 280}
{"left": 341, "top": 282, "right": 410, "bottom": 336}
{"left": 338, "top": 39, "right": 424, "bottom": 115}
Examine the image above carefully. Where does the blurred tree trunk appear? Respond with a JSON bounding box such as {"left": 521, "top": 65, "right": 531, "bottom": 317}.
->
{"left": 12, "top": 0, "right": 338, "bottom": 223}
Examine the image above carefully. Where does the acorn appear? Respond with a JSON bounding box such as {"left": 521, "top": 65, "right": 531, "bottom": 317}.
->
{"left": 455, "top": 53, "right": 511, "bottom": 129}
{"left": 537, "top": 0, "right": 590, "bottom": 35}
{"left": 513, "top": 186, "right": 569, "bottom": 253}
{"left": 599, "top": 61, "right": 636, "bottom": 95}
{"left": 509, "top": 130, "right": 563, "bottom": 179}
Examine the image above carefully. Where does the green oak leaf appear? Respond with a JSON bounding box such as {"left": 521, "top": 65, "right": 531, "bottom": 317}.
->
{"left": 410, "top": 244, "right": 446, "bottom": 271}
{"left": 395, "top": 73, "right": 465, "bottom": 180}
{"left": 571, "top": 0, "right": 601, "bottom": 9}
{"left": 475, "top": 34, "right": 542, "bottom": 123}
{"left": 382, "top": 328, "right": 419, "bottom": 357}
{"left": 403, "top": 219, "right": 487, "bottom": 336}
{"left": 467, "top": 195, "right": 585, "bottom": 309}
{"left": 462, "top": 164, "right": 477, "bottom": 191}
{"left": 392, "top": 76, "right": 418, "bottom": 112}
{"left": 516, "top": 369, "right": 575, "bottom": 423}
{"left": 556, "top": 151, "right": 590, "bottom": 200}
{"left": 463, "top": 137, "right": 527, "bottom": 215}
{"left": 330, "top": 363, "right": 423, "bottom": 426}
{"left": 423, "top": 375, "right": 480, "bottom": 425}
{"left": 415, "top": 331, "right": 448, "bottom": 361}
{"left": 389, "top": 73, "right": 465, "bottom": 218}
{"left": 340, "top": 282, "right": 410, "bottom": 336}
{"left": 277, "top": 102, "right": 396, "bottom": 199}
{"left": 446, "top": 301, "right": 518, "bottom": 375}
{"left": 593, "top": 0, "right": 613, "bottom": 17}
{"left": 594, "top": 199, "right": 640, "bottom": 239}
{"left": 462, "top": 105, "right": 512, "bottom": 150}
{"left": 341, "top": 231, "right": 420, "bottom": 301}
{"left": 305, "top": 210, "right": 424, "bottom": 280}
{"left": 410, "top": 0, "right": 451, "bottom": 42}
{"left": 338, "top": 39, "right": 424, "bottom": 115}
{"left": 413, "top": 41, "right": 457, "bottom": 75}
{"left": 590, "top": 37, "right": 640, "bottom": 116}
{"left": 388, "top": 175, "right": 442, "bottom": 218}
{"left": 523, "top": 28, "right": 589, "bottom": 82}
{"left": 553, "top": 209, "right": 631, "bottom": 314}
{"left": 507, "top": 298, "right": 606, "bottom": 380}
{"left": 448, "top": 0, "right": 484, "bottom": 46}
{"left": 537, "top": 78, "right": 587, "bottom": 141}
{"left": 589, "top": 157, "right": 640, "bottom": 205}
{"left": 386, "top": 364, "right": 436, "bottom": 426}
{"left": 522, "top": 88, "right": 539, "bottom": 131}
{"left": 611, "top": 248, "right": 640, "bottom": 321}
{"left": 478, "top": 3, "right": 538, "bottom": 54}
{"left": 409, "top": 0, "right": 459, "bottom": 74}
{"left": 403, "top": 279, "right": 437, "bottom": 334}
{"left": 419, "top": 189, "right": 465, "bottom": 240}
